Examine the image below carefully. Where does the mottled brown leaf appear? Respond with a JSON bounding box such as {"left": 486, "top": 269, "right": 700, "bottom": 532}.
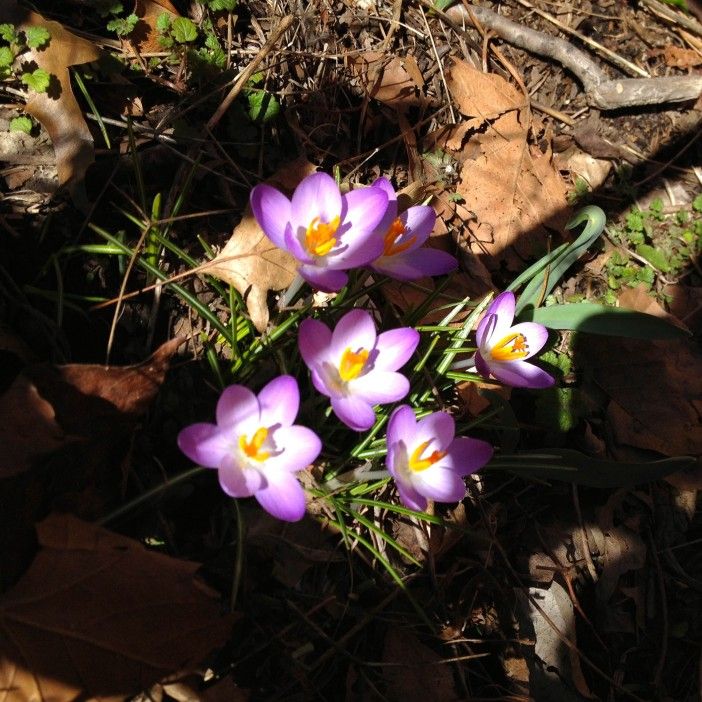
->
{"left": 0, "top": 514, "right": 232, "bottom": 702}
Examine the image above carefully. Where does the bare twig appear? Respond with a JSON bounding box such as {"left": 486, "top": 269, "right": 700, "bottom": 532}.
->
{"left": 446, "top": 4, "right": 702, "bottom": 110}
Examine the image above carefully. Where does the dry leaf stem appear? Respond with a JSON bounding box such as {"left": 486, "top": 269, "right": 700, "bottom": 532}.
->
{"left": 445, "top": 4, "right": 702, "bottom": 109}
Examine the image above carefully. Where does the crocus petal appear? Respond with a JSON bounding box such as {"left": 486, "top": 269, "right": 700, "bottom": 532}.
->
{"left": 386, "top": 405, "right": 417, "bottom": 450}
{"left": 351, "top": 371, "right": 409, "bottom": 405}
{"left": 485, "top": 291, "right": 516, "bottom": 342}
{"left": 415, "top": 411, "right": 455, "bottom": 451}
{"left": 475, "top": 312, "right": 497, "bottom": 350}
{"left": 331, "top": 395, "right": 376, "bottom": 431}
{"left": 400, "top": 205, "right": 436, "bottom": 247}
{"left": 250, "top": 184, "right": 291, "bottom": 250}
{"left": 290, "top": 172, "right": 342, "bottom": 235}
{"left": 331, "top": 309, "right": 376, "bottom": 361}
{"left": 474, "top": 350, "right": 490, "bottom": 378}
{"left": 507, "top": 322, "right": 550, "bottom": 359}
{"left": 372, "top": 248, "right": 457, "bottom": 281}
{"left": 284, "top": 225, "right": 314, "bottom": 264}
{"left": 330, "top": 188, "right": 388, "bottom": 268}
{"left": 374, "top": 327, "right": 420, "bottom": 370}
{"left": 257, "top": 375, "right": 299, "bottom": 428}
{"left": 370, "top": 178, "right": 398, "bottom": 239}
{"left": 266, "top": 425, "right": 322, "bottom": 473}
{"left": 218, "top": 455, "right": 264, "bottom": 497}
{"left": 412, "top": 466, "right": 466, "bottom": 503}
{"left": 177, "top": 423, "right": 230, "bottom": 468}
{"left": 489, "top": 359, "right": 555, "bottom": 389}
{"left": 216, "top": 385, "right": 259, "bottom": 431}
{"left": 395, "top": 481, "right": 428, "bottom": 512}
{"left": 298, "top": 318, "right": 333, "bottom": 368}
{"left": 254, "top": 468, "right": 307, "bottom": 522}
{"left": 298, "top": 265, "right": 348, "bottom": 292}
{"left": 442, "top": 437, "right": 493, "bottom": 477}
{"left": 371, "top": 177, "right": 398, "bottom": 203}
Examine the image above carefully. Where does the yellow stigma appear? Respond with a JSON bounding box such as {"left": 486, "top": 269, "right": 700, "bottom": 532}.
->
{"left": 339, "top": 347, "right": 369, "bottom": 382}
{"left": 383, "top": 217, "right": 416, "bottom": 257}
{"left": 409, "top": 440, "right": 446, "bottom": 472}
{"left": 490, "top": 332, "right": 529, "bottom": 362}
{"left": 305, "top": 215, "right": 340, "bottom": 256}
{"left": 239, "top": 427, "right": 270, "bottom": 462}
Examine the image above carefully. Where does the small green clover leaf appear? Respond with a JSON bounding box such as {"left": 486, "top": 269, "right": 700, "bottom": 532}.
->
{"left": 0, "top": 45, "right": 14, "bottom": 68}
{"left": 171, "top": 17, "right": 197, "bottom": 43}
{"left": 9, "top": 115, "right": 33, "bottom": 134}
{"left": 25, "top": 26, "right": 51, "bottom": 49}
{"left": 0, "top": 23, "right": 18, "bottom": 44}
{"left": 21, "top": 67, "right": 50, "bottom": 92}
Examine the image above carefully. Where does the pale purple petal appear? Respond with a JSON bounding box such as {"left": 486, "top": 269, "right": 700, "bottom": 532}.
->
{"left": 258, "top": 375, "right": 299, "bottom": 428}
{"left": 298, "top": 264, "right": 348, "bottom": 292}
{"left": 370, "top": 178, "right": 398, "bottom": 239}
{"left": 415, "top": 411, "right": 455, "bottom": 451}
{"left": 331, "top": 394, "right": 376, "bottom": 431}
{"left": 475, "top": 312, "right": 497, "bottom": 350}
{"left": 254, "top": 468, "right": 307, "bottom": 521}
{"left": 396, "top": 481, "right": 427, "bottom": 512}
{"left": 489, "top": 359, "right": 555, "bottom": 389}
{"left": 441, "top": 437, "right": 493, "bottom": 477}
{"left": 216, "top": 385, "right": 259, "bottom": 430}
{"left": 371, "top": 248, "right": 457, "bottom": 281}
{"left": 177, "top": 423, "right": 231, "bottom": 468}
{"left": 290, "top": 172, "right": 342, "bottom": 235}
{"left": 386, "top": 405, "right": 417, "bottom": 450}
{"left": 371, "top": 177, "right": 398, "bottom": 203}
{"left": 218, "top": 455, "right": 264, "bottom": 497}
{"left": 374, "top": 327, "right": 419, "bottom": 370}
{"left": 284, "top": 225, "right": 314, "bottom": 264}
{"left": 412, "top": 466, "right": 466, "bottom": 503}
{"left": 266, "top": 425, "right": 322, "bottom": 473}
{"left": 486, "top": 291, "right": 516, "bottom": 341}
{"left": 474, "top": 350, "right": 490, "bottom": 378}
{"left": 298, "top": 318, "right": 333, "bottom": 369}
{"left": 309, "top": 366, "right": 333, "bottom": 398}
{"left": 507, "top": 322, "right": 550, "bottom": 359}
{"left": 330, "top": 188, "right": 388, "bottom": 268}
{"left": 400, "top": 205, "right": 436, "bottom": 247}
{"left": 331, "top": 309, "right": 376, "bottom": 361}
{"left": 350, "top": 371, "right": 409, "bottom": 405}
{"left": 250, "top": 184, "right": 291, "bottom": 250}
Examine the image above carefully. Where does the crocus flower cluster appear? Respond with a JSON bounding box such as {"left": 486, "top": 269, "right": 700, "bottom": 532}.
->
{"left": 178, "top": 172, "right": 554, "bottom": 522}
{"left": 250, "top": 172, "right": 457, "bottom": 291}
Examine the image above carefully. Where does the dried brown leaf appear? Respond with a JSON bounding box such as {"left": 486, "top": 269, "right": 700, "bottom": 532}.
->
{"left": 129, "top": 0, "right": 180, "bottom": 54}
{"left": 349, "top": 52, "right": 424, "bottom": 111}
{"left": 0, "top": 513, "right": 232, "bottom": 701}
{"left": 382, "top": 627, "right": 460, "bottom": 702}
{"left": 206, "top": 158, "right": 317, "bottom": 332}
{"left": 0, "top": 4, "right": 101, "bottom": 189}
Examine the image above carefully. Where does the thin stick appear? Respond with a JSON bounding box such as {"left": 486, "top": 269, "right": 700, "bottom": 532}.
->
{"left": 206, "top": 15, "right": 294, "bottom": 131}
{"left": 419, "top": 4, "right": 456, "bottom": 124}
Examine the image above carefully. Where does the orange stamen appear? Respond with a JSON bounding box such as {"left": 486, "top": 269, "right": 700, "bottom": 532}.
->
{"left": 383, "top": 217, "right": 416, "bottom": 257}
{"left": 305, "top": 215, "right": 340, "bottom": 256}
{"left": 239, "top": 427, "right": 270, "bottom": 462}
{"left": 409, "top": 439, "right": 447, "bottom": 472}
{"left": 339, "top": 347, "right": 369, "bottom": 382}
{"left": 490, "top": 332, "right": 529, "bottom": 362}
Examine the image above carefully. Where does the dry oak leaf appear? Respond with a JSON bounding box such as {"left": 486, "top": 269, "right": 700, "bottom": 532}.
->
{"left": 205, "top": 157, "right": 317, "bottom": 332}
{"left": 0, "top": 513, "right": 232, "bottom": 702}
{"left": 444, "top": 59, "right": 570, "bottom": 270}
{"left": 0, "top": 3, "right": 100, "bottom": 188}
{"left": 0, "top": 337, "right": 183, "bottom": 479}
{"left": 128, "top": 0, "right": 180, "bottom": 54}
{"left": 348, "top": 52, "right": 425, "bottom": 111}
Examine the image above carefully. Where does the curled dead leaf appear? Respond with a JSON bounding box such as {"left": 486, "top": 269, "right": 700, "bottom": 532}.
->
{"left": 349, "top": 52, "right": 425, "bottom": 111}
{"left": 0, "top": 513, "right": 232, "bottom": 702}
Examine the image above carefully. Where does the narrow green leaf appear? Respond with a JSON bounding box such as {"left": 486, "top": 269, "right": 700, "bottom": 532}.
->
{"left": 523, "top": 303, "right": 689, "bottom": 339}
{"left": 491, "top": 450, "right": 694, "bottom": 488}
{"left": 515, "top": 205, "right": 606, "bottom": 315}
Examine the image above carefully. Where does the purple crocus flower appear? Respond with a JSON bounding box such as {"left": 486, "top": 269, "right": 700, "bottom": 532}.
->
{"left": 177, "top": 376, "right": 321, "bottom": 522}
{"left": 386, "top": 405, "right": 493, "bottom": 512}
{"left": 298, "top": 309, "right": 419, "bottom": 432}
{"left": 474, "top": 291, "right": 554, "bottom": 389}
{"left": 368, "top": 178, "right": 457, "bottom": 280}
{"left": 250, "top": 172, "right": 388, "bottom": 292}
